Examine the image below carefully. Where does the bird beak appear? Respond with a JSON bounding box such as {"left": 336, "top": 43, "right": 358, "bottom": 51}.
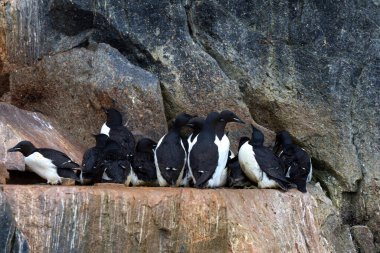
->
{"left": 7, "top": 147, "right": 19, "bottom": 152}
{"left": 186, "top": 123, "right": 195, "bottom": 127}
{"left": 233, "top": 117, "right": 245, "bottom": 124}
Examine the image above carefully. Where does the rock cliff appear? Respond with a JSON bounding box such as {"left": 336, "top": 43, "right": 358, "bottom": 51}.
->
{"left": 0, "top": 0, "right": 379, "bottom": 252}
{"left": 1, "top": 184, "right": 354, "bottom": 253}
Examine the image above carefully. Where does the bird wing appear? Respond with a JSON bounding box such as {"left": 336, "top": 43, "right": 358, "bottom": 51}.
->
{"left": 228, "top": 156, "right": 246, "bottom": 180}
{"left": 155, "top": 137, "right": 186, "bottom": 184}
{"left": 254, "top": 147, "right": 289, "bottom": 184}
{"left": 189, "top": 139, "right": 219, "bottom": 188}
{"left": 82, "top": 148, "right": 98, "bottom": 172}
{"left": 38, "top": 148, "right": 79, "bottom": 169}
{"left": 109, "top": 126, "right": 136, "bottom": 156}
{"left": 132, "top": 153, "right": 157, "bottom": 181}
{"left": 57, "top": 169, "right": 79, "bottom": 181}
{"left": 103, "top": 160, "right": 131, "bottom": 183}
{"left": 280, "top": 146, "right": 311, "bottom": 177}
{"left": 103, "top": 140, "right": 127, "bottom": 160}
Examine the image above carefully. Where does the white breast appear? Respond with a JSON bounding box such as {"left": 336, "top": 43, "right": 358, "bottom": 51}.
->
{"left": 206, "top": 135, "right": 229, "bottom": 188}
{"left": 100, "top": 123, "right": 110, "bottom": 136}
{"left": 102, "top": 170, "right": 112, "bottom": 181}
{"left": 307, "top": 159, "right": 313, "bottom": 182}
{"left": 25, "top": 152, "right": 61, "bottom": 184}
{"left": 238, "top": 143, "right": 282, "bottom": 189}
{"left": 258, "top": 173, "right": 281, "bottom": 189}
{"left": 238, "top": 142, "right": 262, "bottom": 184}
{"left": 129, "top": 167, "right": 145, "bottom": 186}
{"left": 175, "top": 139, "right": 187, "bottom": 186}
{"left": 154, "top": 135, "right": 168, "bottom": 186}
{"left": 187, "top": 135, "right": 198, "bottom": 184}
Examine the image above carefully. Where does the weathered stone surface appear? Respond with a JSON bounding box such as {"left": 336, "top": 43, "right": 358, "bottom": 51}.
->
{"left": 0, "top": 0, "right": 379, "bottom": 249}
{"left": 351, "top": 225, "right": 376, "bottom": 253}
{"left": 0, "top": 103, "right": 85, "bottom": 180}
{"left": 2, "top": 184, "right": 354, "bottom": 253}
{"left": 188, "top": 0, "right": 365, "bottom": 196}
{"left": 0, "top": 190, "right": 29, "bottom": 253}
{"left": 8, "top": 43, "right": 167, "bottom": 147}
{"left": 308, "top": 183, "right": 356, "bottom": 253}
{"left": 186, "top": 0, "right": 380, "bottom": 246}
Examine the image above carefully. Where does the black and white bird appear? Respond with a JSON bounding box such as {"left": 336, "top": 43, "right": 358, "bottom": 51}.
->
{"left": 188, "top": 112, "right": 225, "bottom": 188}
{"left": 227, "top": 137, "right": 252, "bottom": 188}
{"left": 80, "top": 134, "right": 109, "bottom": 184}
{"left": 238, "top": 125, "right": 289, "bottom": 190}
{"left": 154, "top": 113, "right": 193, "bottom": 186}
{"left": 129, "top": 138, "right": 158, "bottom": 186}
{"left": 100, "top": 108, "right": 135, "bottom": 158}
{"left": 274, "top": 130, "right": 312, "bottom": 193}
{"left": 100, "top": 137, "right": 131, "bottom": 184}
{"left": 8, "top": 141, "right": 80, "bottom": 184}
{"left": 209, "top": 110, "right": 245, "bottom": 187}
{"left": 180, "top": 117, "right": 205, "bottom": 187}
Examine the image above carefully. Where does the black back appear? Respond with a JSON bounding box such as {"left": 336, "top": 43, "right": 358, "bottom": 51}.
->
{"left": 156, "top": 113, "right": 193, "bottom": 185}
{"left": 81, "top": 134, "right": 110, "bottom": 183}
{"left": 36, "top": 148, "right": 80, "bottom": 169}
{"left": 101, "top": 160, "right": 131, "bottom": 184}
{"left": 81, "top": 148, "right": 104, "bottom": 182}
{"left": 109, "top": 126, "right": 135, "bottom": 157}
{"left": 279, "top": 145, "right": 311, "bottom": 193}
{"left": 274, "top": 130, "right": 293, "bottom": 154}
{"left": 36, "top": 148, "right": 79, "bottom": 181}
{"left": 189, "top": 112, "right": 220, "bottom": 187}
{"left": 104, "top": 108, "right": 135, "bottom": 157}
{"left": 132, "top": 138, "right": 157, "bottom": 182}
{"left": 250, "top": 126, "right": 289, "bottom": 190}
{"left": 82, "top": 134, "right": 108, "bottom": 170}
{"left": 275, "top": 130, "right": 312, "bottom": 192}
{"left": 103, "top": 138, "right": 127, "bottom": 160}
{"left": 252, "top": 147, "right": 289, "bottom": 190}
{"left": 105, "top": 108, "right": 123, "bottom": 127}
{"left": 82, "top": 148, "right": 98, "bottom": 173}
{"left": 156, "top": 133, "right": 186, "bottom": 184}
{"left": 100, "top": 138, "right": 130, "bottom": 183}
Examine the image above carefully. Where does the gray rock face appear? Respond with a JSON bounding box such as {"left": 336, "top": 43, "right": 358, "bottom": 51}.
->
{"left": 0, "top": 190, "right": 29, "bottom": 253}
{"left": 8, "top": 43, "right": 167, "bottom": 147}
{"left": 186, "top": 0, "right": 380, "bottom": 246}
{"left": 351, "top": 225, "right": 376, "bottom": 253}
{"left": 0, "top": 0, "right": 379, "bottom": 250}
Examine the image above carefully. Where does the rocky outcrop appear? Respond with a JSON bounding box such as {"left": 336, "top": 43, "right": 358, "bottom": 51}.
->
{"left": 1, "top": 184, "right": 354, "bottom": 253}
{"left": 0, "top": 103, "right": 85, "bottom": 183}
{"left": 0, "top": 0, "right": 378, "bottom": 250}
{"left": 8, "top": 43, "right": 167, "bottom": 147}
{"left": 351, "top": 225, "right": 376, "bottom": 253}
{"left": 0, "top": 190, "right": 29, "bottom": 253}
